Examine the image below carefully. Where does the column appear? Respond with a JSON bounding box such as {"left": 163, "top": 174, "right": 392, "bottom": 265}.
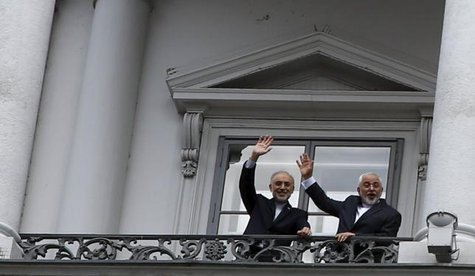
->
{"left": 57, "top": 0, "right": 151, "bottom": 233}
{"left": 20, "top": 0, "right": 94, "bottom": 233}
{"left": 0, "top": 0, "right": 55, "bottom": 230}
{"left": 420, "top": 0, "right": 475, "bottom": 228}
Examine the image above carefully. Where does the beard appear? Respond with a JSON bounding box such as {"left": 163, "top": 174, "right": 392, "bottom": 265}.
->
{"left": 361, "top": 195, "right": 380, "bottom": 206}
{"left": 273, "top": 190, "right": 291, "bottom": 203}
{"left": 273, "top": 194, "right": 289, "bottom": 203}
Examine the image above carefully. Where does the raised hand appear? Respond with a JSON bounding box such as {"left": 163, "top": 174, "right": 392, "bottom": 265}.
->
{"left": 296, "top": 153, "right": 314, "bottom": 180}
{"left": 250, "top": 136, "right": 274, "bottom": 161}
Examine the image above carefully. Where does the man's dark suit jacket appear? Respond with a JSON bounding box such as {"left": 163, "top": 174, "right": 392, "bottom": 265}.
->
{"left": 306, "top": 181, "right": 401, "bottom": 236}
{"left": 239, "top": 163, "right": 310, "bottom": 241}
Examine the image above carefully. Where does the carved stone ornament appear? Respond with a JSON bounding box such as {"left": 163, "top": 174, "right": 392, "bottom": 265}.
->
{"left": 181, "top": 112, "right": 203, "bottom": 177}
{"left": 418, "top": 116, "right": 432, "bottom": 181}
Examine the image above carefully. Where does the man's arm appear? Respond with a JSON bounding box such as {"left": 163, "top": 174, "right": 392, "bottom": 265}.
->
{"left": 336, "top": 212, "right": 401, "bottom": 242}
{"left": 239, "top": 163, "right": 257, "bottom": 214}
{"left": 296, "top": 212, "right": 312, "bottom": 237}
{"left": 239, "top": 136, "right": 274, "bottom": 214}
{"left": 374, "top": 211, "right": 402, "bottom": 237}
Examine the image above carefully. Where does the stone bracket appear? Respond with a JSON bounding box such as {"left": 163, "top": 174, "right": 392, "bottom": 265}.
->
{"left": 418, "top": 116, "right": 432, "bottom": 180}
{"left": 181, "top": 112, "right": 203, "bottom": 177}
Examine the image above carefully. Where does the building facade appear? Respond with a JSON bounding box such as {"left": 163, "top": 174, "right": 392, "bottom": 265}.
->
{"left": 2, "top": 0, "right": 475, "bottom": 273}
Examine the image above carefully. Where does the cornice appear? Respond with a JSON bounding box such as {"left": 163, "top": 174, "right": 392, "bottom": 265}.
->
{"left": 167, "top": 32, "right": 436, "bottom": 92}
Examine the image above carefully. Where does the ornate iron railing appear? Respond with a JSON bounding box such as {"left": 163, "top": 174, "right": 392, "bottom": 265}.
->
{"left": 18, "top": 234, "right": 411, "bottom": 263}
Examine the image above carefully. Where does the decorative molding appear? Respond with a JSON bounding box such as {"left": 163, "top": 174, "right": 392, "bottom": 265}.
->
{"left": 418, "top": 116, "right": 432, "bottom": 180}
{"left": 181, "top": 112, "right": 203, "bottom": 177}
{"left": 171, "top": 87, "right": 434, "bottom": 118}
{"left": 166, "top": 32, "right": 436, "bottom": 118}
{"left": 167, "top": 32, "right": 436, "bottom": 91}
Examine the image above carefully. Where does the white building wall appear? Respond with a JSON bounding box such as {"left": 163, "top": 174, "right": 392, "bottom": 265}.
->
{"left": 120, "top": 0, "right": 444, "bottom": 234}
{"left": 18, "top": 0, "right": 445, "bottom": 234}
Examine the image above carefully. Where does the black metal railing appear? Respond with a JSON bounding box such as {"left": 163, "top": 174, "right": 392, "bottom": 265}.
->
{"left": 18, "top": 234, "right": 412, "bottom": 263}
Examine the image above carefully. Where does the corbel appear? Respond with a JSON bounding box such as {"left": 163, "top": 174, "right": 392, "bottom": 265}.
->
{"left": 418, "top": 115, "right": 432, "bottom": 180}
{"left": 180, "top": 112, "right": 204, "bottom": 177}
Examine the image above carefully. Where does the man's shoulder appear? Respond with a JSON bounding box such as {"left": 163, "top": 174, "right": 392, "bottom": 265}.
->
{"left": 345, "top": 195, "right": 361, "bottom": 203}
{"left": 379, "top": 199, "right": 402, "bottom": 216}
{"left": 255, "top": 194, "right": 270, "bottom": 201}
{"left": 289, "top": 206, "right": 308, "bottom": 215}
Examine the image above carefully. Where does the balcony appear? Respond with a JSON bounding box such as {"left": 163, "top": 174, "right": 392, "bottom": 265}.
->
{"left": 0, "top": 234, "right": 474, "bottom": 275}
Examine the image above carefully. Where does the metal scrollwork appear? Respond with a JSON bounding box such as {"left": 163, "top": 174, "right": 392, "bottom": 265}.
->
{"left": 17, "top": 234, "right": 403, "bottom": 264}
{"left": 78, "top": 238, "right": 120, "bottom": 260}
{"left": 122, "top": 238, "right": 176, "bottom": 261}
{"left": 254, "top": 245, "right": 300, "bottom": 263}
{"left": 352, "top": 240, "right": 399, "bottom": 263}
{"left": 21, "top": 237, "right": 76, "bottom": 260}
{"left": 312, "top": 240, "right": 351, "bottom": 263}
{"left": 229, "top": 238, "right": 254, "bottom": 261}
{"left": 179, "top": 238, "right": 204, "bottom": 259}
{"left": 204, "top": 239, "right": 227, "bottom": 260}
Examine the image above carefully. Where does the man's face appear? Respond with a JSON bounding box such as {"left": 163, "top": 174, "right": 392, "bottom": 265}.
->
{"left": 269, "top": 172, "right": 294, "bottom": 203}
{"left": 357, "top": 174, "right": 383, "bottom": 205}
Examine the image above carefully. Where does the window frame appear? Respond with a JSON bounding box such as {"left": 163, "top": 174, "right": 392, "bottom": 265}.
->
{"left": 206, "top": 135, "right": 404, "bottom": 234}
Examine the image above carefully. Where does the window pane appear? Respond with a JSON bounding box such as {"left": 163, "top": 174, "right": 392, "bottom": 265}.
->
{"left": 308, "top": 215, "right": 340, "bottom": 236}
{"left": 211, "top": 140, "right": 399, "bottom": 236}
{"left": 307, "top": 146, "right": 390, "bottom": 213}
{"left": 218, "top": 214, "right": 250, "bottom": 235}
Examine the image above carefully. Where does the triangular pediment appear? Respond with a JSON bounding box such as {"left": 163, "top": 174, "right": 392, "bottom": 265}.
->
{"left": 167, "top": 32, "right": 436, "bottom": 117}
{"left": 210, "top": 54, "right": 419, "bottom": 91}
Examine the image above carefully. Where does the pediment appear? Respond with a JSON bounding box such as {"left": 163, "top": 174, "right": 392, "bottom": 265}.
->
{"left": 167, "top": 32, "right": 436, "bottom": 118}
{"left": 210, "top": 54, "right": 419, "bottom": 91}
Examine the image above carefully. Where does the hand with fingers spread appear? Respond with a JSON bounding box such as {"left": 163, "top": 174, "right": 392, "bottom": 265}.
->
{"left": 250, "top": 135, "right": 274, "bottom": 161}
{"left": 296, "top": 153, "right": 314, "bottom": 180}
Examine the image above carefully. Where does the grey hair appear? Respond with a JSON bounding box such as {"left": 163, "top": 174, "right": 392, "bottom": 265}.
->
{"left": 270, "top": 170, "right": 295, "bottom": 185}
{"left": 358, "top": 172, "right": 383, "bottom": 185}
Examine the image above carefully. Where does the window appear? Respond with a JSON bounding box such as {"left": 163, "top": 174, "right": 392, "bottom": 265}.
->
{"left": 207, "top": 137, "right": 403, "bottom": 235}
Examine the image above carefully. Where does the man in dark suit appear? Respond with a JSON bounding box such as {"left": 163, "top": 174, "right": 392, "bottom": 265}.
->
{"left": 240, "top": 136, "right": 311, "bottom": 243}
{"left": 296, "top": 153, "right": 401, "bottom": 242}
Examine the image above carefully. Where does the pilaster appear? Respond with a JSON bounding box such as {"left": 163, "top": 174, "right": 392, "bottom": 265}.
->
{"left": 57, "top": 0, "right": 151, "bottom": 233}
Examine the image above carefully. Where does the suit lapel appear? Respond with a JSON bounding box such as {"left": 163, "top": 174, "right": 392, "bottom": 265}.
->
{"left": 273, "top": 202, "right": 291, "bottom": 225}
{"left": 342, "top": 198, "right": 359, "bottom": 229}
{"left": 354, "top": 201, "right": 385, "bottom": 226}
{"left": 262, "top": 198, "right": 276, "bottom": 229}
